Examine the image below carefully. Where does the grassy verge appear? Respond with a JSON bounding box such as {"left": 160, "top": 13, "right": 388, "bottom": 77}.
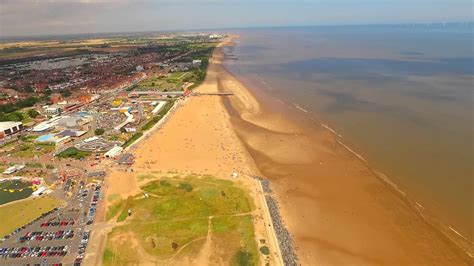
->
{"left": 122, "top": 100, "right": 174, "bottom": 148}
{"left": 103, "top": 175, "right": 258, "bottom": 265}
{"left": 0, "top": 196, "right": 63, "bottom": 237}
{"left": 122, "top": 132, "right": 143, "bottom": 148}
{"left": 140, "top": 100, "right": 174, "bottom": 131}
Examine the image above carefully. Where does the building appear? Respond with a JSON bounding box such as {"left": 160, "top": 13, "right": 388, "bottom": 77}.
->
{"left": 56, "top": 129, "right": 87, "bottom": 138}
{"left": 3, "top": 164, "right": 25, "bottom": 174}
{"left": 0, "top": 121, "right": 23, "bottom": 139}
{"left": 117, "top": 153, "right": 135, "bottom": 165}
{"left": 192, "top": 60, "right": 202, "bottom": 66}
{"left": 87, "top": 171, "right": 106, "bottom": 178}
{"left": 43, "top": 105, "right": 62, "bottom": 116}
{"left": 104, "top": 146, "right": 124, "bottom": 158}
{"left": 50, "top": 93, "right": 63, "bottom": 104}
{"left": 77, "top": 93, "right": 92, "bottom": 104}
{"left": 32, "top": 116, "right": 61, "bottom": 132}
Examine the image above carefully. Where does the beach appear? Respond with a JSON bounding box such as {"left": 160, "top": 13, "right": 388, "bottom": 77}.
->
{"left": 92, "top": 37, "right": 472, "bottom": 265}
{"left": 90, "top": 38, "right": 283, "bottom": 265}
{"left": 217, "top": 39, "right": 471, "bottom": 265}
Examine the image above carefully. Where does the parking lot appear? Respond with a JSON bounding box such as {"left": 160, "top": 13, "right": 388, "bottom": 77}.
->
{"left": 0, "top": 181, "right": 102, "bottom": 265}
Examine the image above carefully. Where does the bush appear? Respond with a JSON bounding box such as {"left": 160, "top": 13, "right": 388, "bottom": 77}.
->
{"left": 19, "top": 144, "right": 30, "bottom": 151}
{"left": 57, "top": 147, "right": 90, "bottom": 160}
{"left": 0, "top": 112, "right": 23, "bottom": 122}
{"left": 27, "top": 109, "right": 40, "bottom": 118}
{"left": 259, "top": 246, "right": 270, "bottom": 255}
{"left": 234, "top": 249, "right": 253, "bottom": 266}
{"left": 178, "top": 182, "right": 193, "bottom": 192}
{"left": 94, "top": 128, "right": 105, "bottom": 135}
{"left": 60, "top": 89, "right": 71, "bottom": 97}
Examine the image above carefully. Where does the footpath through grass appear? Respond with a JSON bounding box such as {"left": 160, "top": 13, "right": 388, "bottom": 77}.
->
{"left": 0, "top": 195, "right": 63, "bottom": 237}
{"left": 103, "top": 175, "right": 259, "bottom": 265}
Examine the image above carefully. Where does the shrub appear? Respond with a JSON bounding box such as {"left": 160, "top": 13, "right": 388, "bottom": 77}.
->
{"left": 259, "top": 246, "right": 270, "bottom": 255}
{"left": 57, "top": 147, "right": 90, "bottom": 160}
{"left": 27, "top": 109, "right": 40, "bottom": 118}
{"left": 178, "top": 182, "right": 193, "bottom": 192}
{"left": 234, "top": 249, "right": 253, "bottom": 266}
{"left": 94, "top": 128, "right": 105, "bottom": 135}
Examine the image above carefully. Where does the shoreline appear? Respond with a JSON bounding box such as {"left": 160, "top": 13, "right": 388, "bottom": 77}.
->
{"left": 218, "top": 37, "right": 472, "bottom": 265}
{"left": 321, "top": 118, "right": 474, "bottom": 257}
{"left": 92, "top": 38, "right": 285, "bottom": 265}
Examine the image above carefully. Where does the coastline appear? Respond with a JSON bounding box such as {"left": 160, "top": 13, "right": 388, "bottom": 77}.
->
{"left": 218, "top": 37, "right": 472, "bottom": 265}
{"left": 89, "top": 38, "right": 284, "bottom": 265}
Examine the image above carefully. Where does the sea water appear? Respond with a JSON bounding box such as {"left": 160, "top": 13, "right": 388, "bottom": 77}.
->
{"left": 224, "top": 25, "right": 474, "bottom": 241}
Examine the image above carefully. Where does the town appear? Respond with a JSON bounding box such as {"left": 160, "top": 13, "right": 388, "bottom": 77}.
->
{"left": 0, "top": 32, "right": 223, "bottom": 265}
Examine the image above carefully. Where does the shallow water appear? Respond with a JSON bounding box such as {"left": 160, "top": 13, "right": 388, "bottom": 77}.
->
{"left": 224, "top": 25, "right": 474, "bottom": 241}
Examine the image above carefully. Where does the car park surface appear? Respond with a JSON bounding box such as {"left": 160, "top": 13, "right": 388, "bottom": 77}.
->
{"left": 0, "top": 183, "right": 102, "bottom": 265}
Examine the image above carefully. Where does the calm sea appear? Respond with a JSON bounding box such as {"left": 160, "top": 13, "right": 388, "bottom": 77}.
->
{"left": 224, "top": 25, "right": 474, "bottom": 241}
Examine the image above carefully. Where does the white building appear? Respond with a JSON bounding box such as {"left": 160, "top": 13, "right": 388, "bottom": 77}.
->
{"left": 43, "top": 105, "right": 62, "bottom": 116}
{"left": 3, "top": 164, "right": 25, "bottom": 175}
{"left": 104, "top": 146, "right": 124, "bottom": 158}
{"left": 32, "top": 116, "right": 61, "bottom": 132}
{"left": 0, "top": 121, "right": 23, "bottom": 138}
{"left": 192, "top": 60, "right": 202, "bottom": 66}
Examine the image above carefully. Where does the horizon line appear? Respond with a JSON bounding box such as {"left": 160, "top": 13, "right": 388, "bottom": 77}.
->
{"left": 1, "top": 21, "right": 473, "bottom": 42}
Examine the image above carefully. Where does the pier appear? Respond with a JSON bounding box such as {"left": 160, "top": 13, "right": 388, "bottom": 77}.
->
{"left": 192, "top": 92, "right": 234, "bottom": 96}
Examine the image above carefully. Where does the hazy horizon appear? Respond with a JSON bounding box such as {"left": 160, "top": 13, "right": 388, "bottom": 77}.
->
{"left": 1, "top": 0, "right": 472, "bottom": 37}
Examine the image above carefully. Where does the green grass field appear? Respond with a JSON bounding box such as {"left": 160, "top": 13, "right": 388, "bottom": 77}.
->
{"left": 0, "top": 195, "right": 63, "bottom": 237}
{"left": 9, "top": 142, "right": 55, "bottom": 158}
{"left": 104, "top": 175, "right": 259, "bottom": 265}
{"left": 57, "top": 147, "right": 90, "bottom": 160}
{"left": 136, "top": 75, "right": 183, "bottom": 91}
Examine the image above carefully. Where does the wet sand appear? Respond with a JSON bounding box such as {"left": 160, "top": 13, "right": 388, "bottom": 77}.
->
{"left": 218, "top": 40, "right": 472, "bottom": 265}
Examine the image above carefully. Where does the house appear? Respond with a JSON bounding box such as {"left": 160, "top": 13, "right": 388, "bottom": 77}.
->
{"left": 50, "top": 93, "right": 63, "bottom": 104}
{"left": 43, "top": 105, "right": 62, "bottom": 116}
{"left": 0, "top": 121, "right": 23, "bottom": 139}
{"left": 192, "top": 60, "right": 202, "bottom": 66}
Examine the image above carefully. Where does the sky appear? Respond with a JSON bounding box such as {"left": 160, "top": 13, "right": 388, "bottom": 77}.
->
{"left": 0, "top": 0, "right": 472, "bottom": 37}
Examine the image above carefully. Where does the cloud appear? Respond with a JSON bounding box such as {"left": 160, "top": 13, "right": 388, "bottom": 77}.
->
{"left": 0, "top": 0, "right": 472, "bottom": 37}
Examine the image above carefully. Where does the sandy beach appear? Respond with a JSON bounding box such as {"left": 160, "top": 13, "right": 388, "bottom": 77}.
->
{"left": 218, "top": 39, "right": 472, "bottom": 265}
{"left": 90, "top": 37, "right": 472, "bottom": 266}
{"left": 92, "top": 38, "right": 283, "bottom": 265}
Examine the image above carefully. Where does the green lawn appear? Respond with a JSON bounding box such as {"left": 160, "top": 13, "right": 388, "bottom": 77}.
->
{"left": 11, "top": 142, "right": 55, "bottom": 158}
{"left": 103, "top": 175, "right": 258, "bottom": 265}
{"left": 0, "top": 196, "right": 63, "bottom": 237}
{"left": 57, "top": 147, "right": 90, "bottom": 160}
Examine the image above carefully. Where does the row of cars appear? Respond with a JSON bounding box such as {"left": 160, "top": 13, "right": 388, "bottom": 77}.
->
{"left": 41, "top": 218, "right": 76, "bottom": 228}
{"left": 1, "top": 207, "right": 60, "bottom": 242}
{"left": 75, "top": 185, "right": 101, "bottom": 265}
{"left": 19, "top": 230, "right": 75, "bottom": 243}
{"left": 0, "top": 245, "right": 69, "bottom": 259}
{"left": 87, "top": 185, "right": 101, "bottom": 224}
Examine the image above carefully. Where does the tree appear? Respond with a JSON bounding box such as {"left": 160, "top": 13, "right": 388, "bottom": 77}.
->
{"left": 25, "top": 86, "right": 34, "bottom": 93}
{"left": 94, "top": 128, "right": 105, "bottom": 135}
{"left": 27, "top": 109, "right": 40, "bottom": 118}
{"left": 60, "top": 89, "right": 72, "bottom": 97}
